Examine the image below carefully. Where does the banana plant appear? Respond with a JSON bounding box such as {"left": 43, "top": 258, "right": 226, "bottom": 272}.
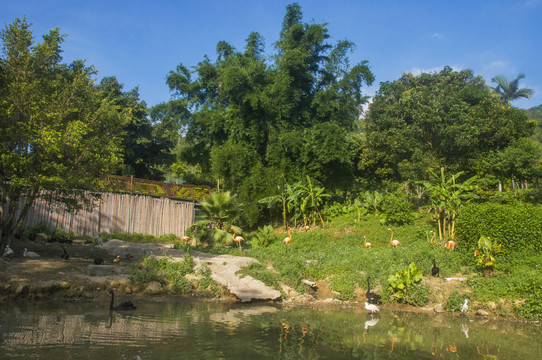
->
{"left": 475, "top": 235, "right": 502, "bottom": 271}
{"left": 387, "top": 262, "right": 423, "bottom": 302}
{"left": 423, "top": 167, "right": 479, "bottom": 240}
{"left": 300, "top": 176, "right": 330, "bottom": 228}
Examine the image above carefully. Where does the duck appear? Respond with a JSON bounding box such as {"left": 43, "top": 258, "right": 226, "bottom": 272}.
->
{"left": 108, "top": 290, "right": 136, "bottom": 311}
{"left": 431, "top": 259, "right": 439, "bottom": 277}
{"left": 23, "top": 248, "right": 40, "bottom": 258}
{"left": 125, "top": 253, "right": 133, "bottom": 259}
{"left": 366, "top": 277, "right": 382, "bottom": 304}
{"left": 94, "top": 257, "right": 104, "bottom": 265}
{"left": 113, "top": 255, "right": 120, "bottom": 264}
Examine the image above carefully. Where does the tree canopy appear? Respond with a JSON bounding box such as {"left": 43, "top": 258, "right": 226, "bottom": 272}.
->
{"left": 361, "top": 67, "right": 535, "bottom": 189}
{"left": 160, "top": 3, "right": 374, "bottom": 225}
{"left": 0, "top": 18, "right": 128, "bottom": 252}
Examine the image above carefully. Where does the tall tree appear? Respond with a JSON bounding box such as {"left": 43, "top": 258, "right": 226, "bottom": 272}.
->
{"left": 161, "top": 3, "right": 373, "bottom": 227}
{"left": 492, "top": 73, "right": 533, "bottom": 105}
{"left": 0, "top": 18, "right": 128, "bottom": 253}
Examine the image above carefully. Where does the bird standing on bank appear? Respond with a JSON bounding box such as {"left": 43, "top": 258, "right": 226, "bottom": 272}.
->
{"left": 460, "top": 299, "right": 468, "bottom": 316}
{"left": 365, "top": 302, "right": 380, "bottom": 314}
{"left": 388, "top": 228, "right": 400, "bottom": 247}
{"left": 283, "top": 228, "right": 292, "bottom": 245}
{"left": 366, "top": 277, "right": 381, "bottom": 304}
{"left": 231, "top": 227, "right": 245, "bottom": 249}
{"left": 431, "top": 259, "right": 439, "bottom": 277}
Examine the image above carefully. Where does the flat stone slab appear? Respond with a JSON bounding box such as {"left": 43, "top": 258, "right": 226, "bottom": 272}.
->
{"left": 98, "top": 240, "right": 281, "bottom": 302}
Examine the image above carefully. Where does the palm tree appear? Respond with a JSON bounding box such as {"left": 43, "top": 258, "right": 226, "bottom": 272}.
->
{"left": 491, "top": 73, "right": 533, "bottom": 105}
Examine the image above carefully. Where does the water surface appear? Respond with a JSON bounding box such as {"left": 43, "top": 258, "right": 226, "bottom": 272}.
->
{"left": 1, "top": 299, "right": 540, "bottom": 359}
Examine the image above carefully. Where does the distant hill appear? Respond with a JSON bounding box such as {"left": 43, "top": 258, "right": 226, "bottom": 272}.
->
{"left": 525, "top": 104, "right": 542, "bottom": 121}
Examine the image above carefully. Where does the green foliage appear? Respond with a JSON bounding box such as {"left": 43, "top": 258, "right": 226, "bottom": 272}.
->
{"left": 444, "top": 291, "right": 468, "bottom": 312}
{"left": 237, "top": 262, "right": 280, "bottom": 290}
{"left": 131, "top": 253, "right": 194, "bottom": 294}
{"left": 491, "top": 73, "right": 533, "bottom": 105}
{"left": 0, "top": 18, "right": 127, "bottom": 252}
{"left": 475, "top": 235, "right": 502, "bottom": 271}
{"left": 329, "top": 274, "right": 360, "bottom": 300}
{"left": 386, "top": 262, "right": 423, "bottom": 302}
{"left": 456, "top": 202, "right": 542, "bottom": 252}
{"left": 380, "top": 194, "right": 415, "bottom": 225}
{"left": 101, "top": 232, "right": 180, "bottom": 244}
{"left": 405, "top": 284, "right": 431, "bottom": 306}
{"left": 362, "top": 67, "right": 534, "bottom": 187}
{"left": 252, "top": 225, "right": 277, "bottom": 247}
{"left": 514, "top": 295, "right": 542, "bottom": 320}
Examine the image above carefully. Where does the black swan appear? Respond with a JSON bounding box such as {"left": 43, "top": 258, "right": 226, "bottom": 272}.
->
{"left": 366, "top": 277, "right": 381, "bottom": 304}
{"left": 108, "top": 290, "right": 136, "bottom": 311}
{"left": 60, "top": 245, "right": 69, "bottom": 260}
{"left": 431, "top": 259, "right": 439, "bottom": 277}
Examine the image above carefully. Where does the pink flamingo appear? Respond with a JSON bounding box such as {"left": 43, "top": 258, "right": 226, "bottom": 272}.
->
{"left": 445, "top": 240, "right": 456, "bottom": 251}
{"left": 429, "top": 230, "right": 436, "bottom": 245}
{"left": 388, "top": 228, "right": 400, "bottom": 247}
{"left": 283, "top": 228, "right": 292, "bottom": 244}
{"left": 364, "top": 235, "right": 372, "bottom": 248}
{"left": 231, "top": 227, "right": 245, "bottom": 249}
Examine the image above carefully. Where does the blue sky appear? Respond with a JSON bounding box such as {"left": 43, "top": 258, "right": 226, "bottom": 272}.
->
{"left": 2, "top": 0, "right": 541, "bottom": 110}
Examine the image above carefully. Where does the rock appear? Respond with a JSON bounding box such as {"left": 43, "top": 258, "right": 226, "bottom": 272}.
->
{"left": 477, "top": 309, "right": 489, "bottom": 317}
{"left": 433, "top": 303, "right": 445, "bottom": 313}
{"left": 15, "top": 282, "right": 29, "bottom": 296}
{"left": 487, "top": 301, "right": 497, "bottom": 310}
{"left": 145, "top": 281, "right": 163, "bottom": 294}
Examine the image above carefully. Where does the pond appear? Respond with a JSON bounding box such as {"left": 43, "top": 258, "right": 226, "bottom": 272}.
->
{"left": 1, "top": 299, "right": 540, "bottom": 359}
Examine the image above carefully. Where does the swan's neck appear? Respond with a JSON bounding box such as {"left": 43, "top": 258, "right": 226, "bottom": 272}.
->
{"left": 109, "top": 292, "right": 114, "bottom": 309}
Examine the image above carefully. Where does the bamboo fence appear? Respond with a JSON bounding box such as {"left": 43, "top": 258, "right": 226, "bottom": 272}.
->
{"left": 18, "top": 191, "right": 195, "bottom": 238}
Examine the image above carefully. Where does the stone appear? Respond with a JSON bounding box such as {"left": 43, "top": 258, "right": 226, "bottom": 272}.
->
{"left": 433, "top": 303, "right": 445, "bottom": 313}
{"left": 477, "top": 309, "right": 489, "bottom": 317}
{"left": 145, "top": 281, "right": 163, "bottom": 294}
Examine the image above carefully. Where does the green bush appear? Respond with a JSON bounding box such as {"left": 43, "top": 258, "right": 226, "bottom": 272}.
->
{"left": 380, "top": 194, "right": 415, "bottom": 225}
{"left": 456, "top": 202, "right": 542, "bottom": 252}
{"left": 514, "top": 294, "right": 542, "bottom": 320}
{"left": 131, "top": 253, "right": 194, "bottom": 294}
{"left": 444, "top": 291, "right": 468, "bottom": 312}
{"left": 405, "top": 284, "right": 431, "bottom": 306}
{"left": 386, "top": 262, "right": 423, "bottom": 302}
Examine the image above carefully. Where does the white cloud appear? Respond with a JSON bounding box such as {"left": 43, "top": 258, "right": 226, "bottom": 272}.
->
{"left": 430, "top": 32, "right": 444, "bottom": 38}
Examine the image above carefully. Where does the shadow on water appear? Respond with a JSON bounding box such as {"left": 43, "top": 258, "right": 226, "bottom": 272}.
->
{"left": 1, "top": 300, "right": 541, "bottom": 359}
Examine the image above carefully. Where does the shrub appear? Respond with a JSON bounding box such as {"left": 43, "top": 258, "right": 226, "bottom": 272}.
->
{"left": 444, "top": 291, "right": 468, "bottom": 312}
{"left": 405, "top": 284, "right": 431, "bottom": 306}
{"left": 514, "top": 294, "right": 542, "bottom": 320}
{"left": 380, "top": 194, "right": 415, "bottom": 225}
{"left": 386, "top": 262, "right": 423, "bottom": 302}
{"left": 131, "top": 253, "right": 194, "bottom": 294}
{"left": 456, "top": 202, "right": 542, "bottom": 252}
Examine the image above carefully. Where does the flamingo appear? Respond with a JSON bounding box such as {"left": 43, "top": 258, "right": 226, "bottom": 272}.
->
{"left": 283, "top": 228, "right": 292, "bottom": 244}
{"left": 231, "top": 227, "right": 245, "bottom": 249}
{"left": 445, "top": 240, "right": 456, "bottom": 251}
{"left": 388, "top": 228, "right": 400, "bottom": 247}
{"left": 23, "top": 248, "right": 40, "bottom": 258}
{"left": 181, "top": 235, "right": 190, "bottom": 244}
{"left": 429, "top": 230, "right": 436, "bottom": 245}
{"left": 364, "top": 235, "right": 372, "bottom": 248}
{"left": 303, "top": 218, "right": 310, "bottom": 232}
{"left": 364, "top": 302, "right": 380, "bottom": 314}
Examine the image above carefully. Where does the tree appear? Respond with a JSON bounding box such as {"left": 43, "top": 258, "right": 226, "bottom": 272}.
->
{"left": 98, "top": 77, "right": 175, "bottom": 180}
{"left": 361, "top": 67, "right": 535, "bottom": 188}
{"left": 161, "top": 3, "right": 374, "bottom": 227}
{"left": 0, "top": 18, "right": 128, "bottom": 253}
{"left": 492, "top": 73, "right": 533, "bottom": 105}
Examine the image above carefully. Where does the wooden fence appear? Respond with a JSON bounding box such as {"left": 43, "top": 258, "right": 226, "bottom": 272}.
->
{"left": 19, "top": 191, "right": 195, "bottom": 238}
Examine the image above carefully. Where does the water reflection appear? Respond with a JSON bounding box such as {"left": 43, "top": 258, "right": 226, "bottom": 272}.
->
{"left": 1, "top": 300, "right": 541, "bottom": 359}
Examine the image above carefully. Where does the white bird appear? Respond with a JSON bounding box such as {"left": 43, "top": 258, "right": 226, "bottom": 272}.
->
{"left": 95, "top": 232, "right": 103, "bottom": 246}
{"left": 460, "top": 299, "right": 468, "bottom": 315}
{"left": 23, "top": 248, "right": 40, "bottom": 258}
{"left": 365, "top": 302, "right": 380, "bottom": 313}
{"left": 3, "top": 245, "right": 14, "bottom": 257}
